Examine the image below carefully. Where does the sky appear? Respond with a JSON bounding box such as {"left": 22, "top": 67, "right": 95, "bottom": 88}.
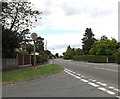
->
{"left": 29, "top": 0, "right": 119, "bottom": 55}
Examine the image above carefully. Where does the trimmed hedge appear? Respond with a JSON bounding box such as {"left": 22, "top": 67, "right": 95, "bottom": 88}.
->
{"left": 17, "top": 51, "right": 28, "bottom": 55}
{"left": 73, "top": 55, "right": 120, "bottom": 64}
{"left": 114, "top": 52, "right": 120, "bottom": 64}
{"left": 37, "top": 55, "right": 44, "bottom": 63}
{"left": 31, "top": 55, "right": 44, "bottom": 65}
{"left": 73, "top": 55, "right": 107, "bottom": 63}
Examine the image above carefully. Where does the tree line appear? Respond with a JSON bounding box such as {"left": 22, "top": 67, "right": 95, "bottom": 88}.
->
{"left": 63, "top": 28, "right": 120, "bottom": 59}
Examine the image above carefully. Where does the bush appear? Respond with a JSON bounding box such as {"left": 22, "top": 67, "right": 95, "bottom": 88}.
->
{"left": 114, "top": 52, "right": 120, "bottom": 64}
{"left": 73, "top": 55, "right": 107, "bottom": 63}
{"left": 31, "top": 55, "right": 44, "bottom": 65}
{"left": 17, "top": 51, "right": 28, "bottom": 55}
{"left": 36, "top": 55, "right": 44, "bottom": 63}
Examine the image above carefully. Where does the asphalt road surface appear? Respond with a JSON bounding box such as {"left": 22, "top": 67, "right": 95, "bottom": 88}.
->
{"left": 2, "top": 59, "right": 120, "bottom": 98}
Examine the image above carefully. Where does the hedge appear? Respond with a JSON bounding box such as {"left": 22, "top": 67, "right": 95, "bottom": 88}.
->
{"left": 114, "top": 52, "right": 120, "bottom": 64}
{"left": 73, "top": 55, "right": 107, "bottom": 63}
{"left": 31, "top": 55, "right": 44, "bottom": 65}
{"left": 73, "top": 55, "right": 120, "bottom": 63}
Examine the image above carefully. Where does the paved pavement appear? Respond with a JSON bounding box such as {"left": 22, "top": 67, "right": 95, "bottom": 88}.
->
{"left": 2, "top": 59, "right": 120, "bottom": 98}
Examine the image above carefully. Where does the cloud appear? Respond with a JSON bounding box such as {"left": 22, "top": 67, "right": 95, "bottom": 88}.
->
{"left": 30, "top": 0, "right": 119, "bottom": 55}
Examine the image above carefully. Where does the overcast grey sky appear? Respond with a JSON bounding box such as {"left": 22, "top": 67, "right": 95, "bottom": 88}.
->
{"left": 30, "top": 0, "right": 119, "bottom": 55}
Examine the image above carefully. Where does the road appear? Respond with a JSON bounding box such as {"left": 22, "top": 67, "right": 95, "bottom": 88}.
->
{"left": 2, "top": 59, "right": 119, "bottom": 98}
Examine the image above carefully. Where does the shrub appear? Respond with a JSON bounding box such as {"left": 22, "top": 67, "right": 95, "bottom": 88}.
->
{"left": 17, "top": 51, "right": 28, "bottom": 55}
{"left": 36, "top": 55, "right": 44, "bottom": 63}
{"left": 73, "top": 55, "right": 107, "bottom": 63}
{"left": 31, "top": 55, "right": 44, "bottom": 65}
{"left": 114, "top": 52, "right": 120, "bottom": 64}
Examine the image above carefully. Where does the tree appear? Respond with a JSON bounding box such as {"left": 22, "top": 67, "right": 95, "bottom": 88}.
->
{"left": 55, "top": 53, "right": 59, "bottom": 58}
{"left": 2, "top": 1, "right": 42, "bottom": 58}
{"left": 2, "top": 27, "right": 23, "bottom": 58}
{"left": 26, "top": 44, "right": 33, "bottom": 54}
{"left": 2, "top": 1, "right": 42, "bottom": 32}
{"left": 100, "top": 35, "right": 108, "bottom": 40}
{"left": 81, "top": 28, "right": 97, "bottom": 55}
{"left": 63, "top": 45, "right": 74, "bottom": 59}
{"left": 90, "top": 38, "right": 118, "bottom": 55}
{"left": 75, "top": 48, "right": 83, "bottom": 55}
{"left": 35, "top": 36, "right": 44, "bottom": 52}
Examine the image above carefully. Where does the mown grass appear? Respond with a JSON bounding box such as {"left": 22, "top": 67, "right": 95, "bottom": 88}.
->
{"left": 2, "top": 64, "right": 63, "bottom": 83}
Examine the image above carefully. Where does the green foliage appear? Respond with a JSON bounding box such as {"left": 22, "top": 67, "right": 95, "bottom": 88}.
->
{"left": 81, "top": 28, "right": 97, "bottom": 55}
{"left": 63, "top": 45, "right": 74, "bottom": 59}
{"left": 90, "top": 38, "right": 118, "bottom": 55}
{"left": 113, "top": 52, "right": 120, "bottom": 64}
{"left": 2, "top": 1, "right": 42, "bottom": 32}
{"left": 36, "top": 55, "right": 44, "bottom": 63}
{"left": 73, "top": 55, "right": 107, "bottom": 63}
{"left": 39, "top": 50, "right": 53, "bottom": 59}
{"left": 63, "top": 45, "right": 84, "bottom": 59}
{"left": 2, "top": 27, "right": 23, "bottom": 58}
{"left": 17, "top": 51, "right": 28, "bottom": 55}
{"left": 35, "top": 36, "right": 44, "bottom": 52}
{"left": 75, "top": 48, "right": 84, "bottom": 55}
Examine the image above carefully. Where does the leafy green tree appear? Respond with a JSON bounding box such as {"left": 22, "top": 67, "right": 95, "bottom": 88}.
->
{"left": 2, "top": 1, "right": 42, "bottom": 58}
{"left": 2, "top": 1, "right": 42, "bottom": 32}
{"left": 75, "top": 48, "right": 83, "bottom": 55}
{"left": 81, "top": 28, "right": 97, "bottom": 55}
{"left": 90, "top": 38, "right": 118, "bottom": 55}
{"left": 26, "top": 44, "right": 33, "bottom": 54}
{"left": 35, "top": 36, "right": 44, "bottom": 52}
{"left": 2, "top": 27, "right": 23, "bottom": 58}
{"left": 63, "top": 45, "right": 74, "bottom": 59}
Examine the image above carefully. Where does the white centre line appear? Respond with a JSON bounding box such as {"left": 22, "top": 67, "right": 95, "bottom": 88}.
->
{"left": 94, "top": 67, "right": 118, "bottom": 72}
{"left": 106, "top": 90, "right": 115, "bottom": 95}
{"left": 64, "top": 68, "right": 118, "bottom": 97}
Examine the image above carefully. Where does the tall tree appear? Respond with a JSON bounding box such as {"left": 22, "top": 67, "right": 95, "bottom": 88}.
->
{"left": 2, "top": 27, "right": 23, "bottom": 58}
{"left": 81, "top": 28, "right": 97, "bottom": 55}
{"left": 2, "top": 1, "right": 42, "bottom": 58}
{"left": 35, "top": 36, "right": 44, "bottom": 52}
{"left": 2, "top": 1, "right": 42, "bottom": 32}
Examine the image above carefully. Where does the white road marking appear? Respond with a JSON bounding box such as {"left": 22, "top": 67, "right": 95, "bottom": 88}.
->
{"left": 113, "top": 88, "right": 120, "bottom": 92}
{"left": 116, "top": 96, "right": 120, "bottom": 99}
{"left": 75, "top": 76, "right": 81, "bottom": 79}
{"left": 94, "top": 67, "right": 118, "bottom": 72}
{"left": 76, "top": 73, "right": 81, "bottom": 76}
{"left": 89, "top": 79, "right": 97, "bottom": 82}
{"left": 106, "top": 90, "right": 115, "bottom": 95}
{"left": 108, "top": 86, "right": 114, "bottom": 89}
{"left": 88, "top": 82, "right": 99, "bottom": 87}
{"left": 98, "top": 87, "right": 107, "bottom": 91}
{"left": 64, "top": 68, "right": 118, "bottom": 97}
{"left": 96, "top": 82, "right": 107, "bottom": 86}
{"left": 81, "top": 79, "right": 89, "bottom": 82}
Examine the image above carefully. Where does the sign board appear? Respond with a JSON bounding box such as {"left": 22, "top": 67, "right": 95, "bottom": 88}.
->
{"left": 31, "top": 33, "right": 38, "bottom": 40}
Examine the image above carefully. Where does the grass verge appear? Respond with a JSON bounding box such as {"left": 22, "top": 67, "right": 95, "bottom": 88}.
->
{"left": 2, "top": 64, "right": 63, "bottom": 83}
